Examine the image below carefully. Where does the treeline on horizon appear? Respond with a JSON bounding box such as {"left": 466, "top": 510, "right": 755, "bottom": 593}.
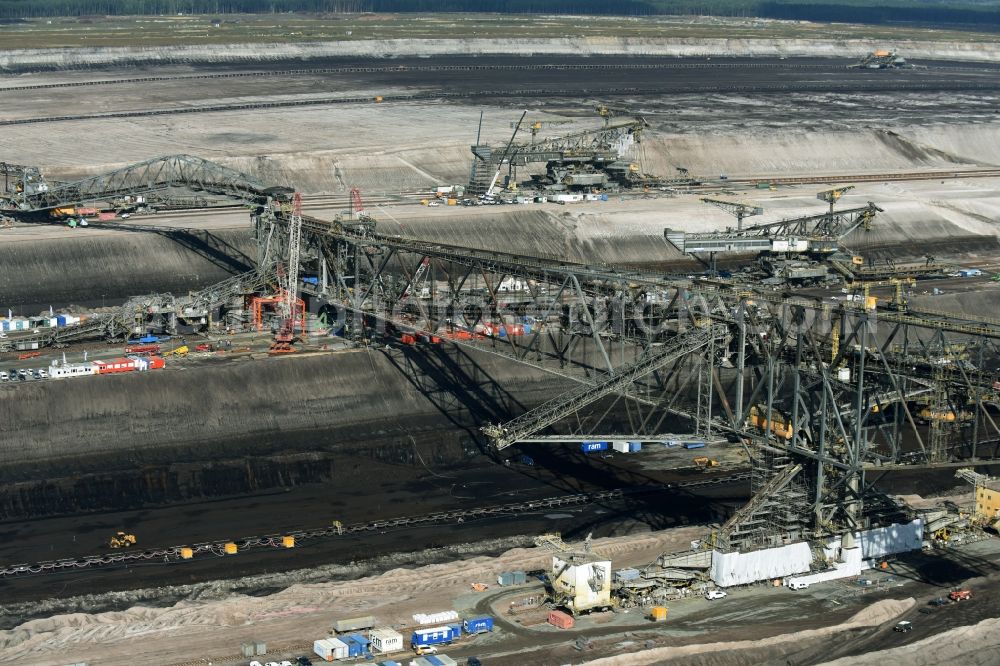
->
{"left": 1, "top": 0, "right": 1000, "bottom": 28}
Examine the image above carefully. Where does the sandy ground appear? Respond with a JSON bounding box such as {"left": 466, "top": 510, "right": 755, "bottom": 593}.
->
{"left": 5, "top": 34, "right": 1000, "bottom": 69}
{"left": 579, "top": 598, "right": 915, "bottom": 665}
{"left": 819, "top": 617, "right": 1000, "bottom": 666}
{"left": 0, "top": 528, "right": 702, "bottom": 666}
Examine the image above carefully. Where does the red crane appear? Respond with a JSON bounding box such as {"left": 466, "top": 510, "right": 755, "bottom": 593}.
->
{"left": 350, "top": 187, "right": 365, "bottom": 217}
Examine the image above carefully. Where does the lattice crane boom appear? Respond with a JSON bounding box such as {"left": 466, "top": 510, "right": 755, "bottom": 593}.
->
{"left": 285, "top": 192, "right": 303, "bottom": 320}
{"left": 700, "top": 197, "right": 764, "bottom": 231}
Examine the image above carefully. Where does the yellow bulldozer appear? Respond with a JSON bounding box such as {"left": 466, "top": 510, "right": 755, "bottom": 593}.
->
{"left": 109, "top": 531, "right": 137, "bottom": 548}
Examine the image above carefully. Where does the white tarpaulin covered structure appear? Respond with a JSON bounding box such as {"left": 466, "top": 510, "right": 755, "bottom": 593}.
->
{"left": 857, "top": 519, "right": 924, "bottom": 559}
{"left": 788, "top": 545, "right": 864, "bottom": 587}
{"left": 710, "top": 541, "right": 812, "bottom": 587}
{"left": 712, "top": 519, "right": 924, "bottom": 588}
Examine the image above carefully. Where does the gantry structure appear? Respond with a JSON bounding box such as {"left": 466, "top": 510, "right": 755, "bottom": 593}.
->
{"left": 7, "top": 153, "right": 1000, "bottom": 556}
{"left": 263, "top": 206, "right": 1000, "bottom": 552}
{"left": 468, "top": 118, "right": 683, "bottom": 194}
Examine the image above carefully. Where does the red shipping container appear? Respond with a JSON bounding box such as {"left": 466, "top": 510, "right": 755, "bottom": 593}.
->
{"left": 148, "top": 357, "right": 165, "bottom": 369}
{"left": 547, "top": 611, "right": 574, "bottom": 629}
{"left": 400, "top": 333, "right": 416, "bottom": 345}
{"left": 125, "top": 344, "right": 160, "bottom": 354}
{"left": 98, "top": 212, "right": 117, "bottom": 221}
{"left": 93, "top": 358, "right": 137, "bottom": 374}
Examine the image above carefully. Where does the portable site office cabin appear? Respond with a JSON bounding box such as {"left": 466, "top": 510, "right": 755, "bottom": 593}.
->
{"left": 411, "top": 625, "right": 460, "bottom": 647}
{"left": 369, "top": 627, "right": 404, "bottom": 654}
{"left": 314, "top": 637, "right": 349, "bottom": 661}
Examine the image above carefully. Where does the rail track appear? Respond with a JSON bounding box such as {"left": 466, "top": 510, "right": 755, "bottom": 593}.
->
{"left": 0, "top": 472, "right": 749, "bottom": 579}
{"left": 730, "top": 168, "right": 1000, "bottom": 185}
{"left": 3, "top": 80, "right": 1000, "bottom": 127}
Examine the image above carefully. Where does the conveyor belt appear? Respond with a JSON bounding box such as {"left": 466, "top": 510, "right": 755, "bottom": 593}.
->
{"left": 0, "top": 473, "right": 749, "bottom": 579}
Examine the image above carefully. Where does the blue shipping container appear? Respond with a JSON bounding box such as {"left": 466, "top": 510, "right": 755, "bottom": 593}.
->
{"left": 627, "top": 441, "right": 642, "bottom": 453}
{"left": 56, "top": 315, "right": 67, "bottom": 326}
{"left": 683, "top": 442, "right": 706, "bottom": 450}
{"left": 411, "top": 625, "right": 461, "bottom": 646}
{"left": 463, "top": 616, "right": 494, "bottom": 634}
{"left": 346, "top": 634, "right": 370, "bottom": 655}
{"left": 581, "top": 441, "right": 609, "bottom": 453}
{"left": 343, "top": 635, "right": 365, "bottom": 657}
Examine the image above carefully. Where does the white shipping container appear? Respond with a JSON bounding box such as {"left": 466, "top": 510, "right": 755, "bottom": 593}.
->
{"left": 314, "top": 637, "right": 348, "bottom": 661}
{"left": 771, "top": 240, "right": 789, "bottom": 253}
{"left": 612, "top": 440, "right": 629, "bottom": 453}
{"left": 50, "top": 363, "right": 97, "bottom": 379}
{"left": 314, "top": 639, "right": 335, "bottom": 661}
{"left": 369, "top": 627, "right": 404, "bottom": 654}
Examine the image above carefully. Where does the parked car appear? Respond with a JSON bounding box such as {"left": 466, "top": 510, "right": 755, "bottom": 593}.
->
{"left": 0, "top": 371, "right": 8, "bottom": 381}
{"left": 38, "top": 369, "right": 48, "bottom": 379}
{"left": 295, "top": 657, "right": 313, "bottom": 666}
{"left": 705, "top": 589, "right": 728, "bottom": 600}
{"left": 415, "top": 645, "right": 439, "bottom": 655}
{"left": 893, "top": 620, "right": 913, "bottom": 633}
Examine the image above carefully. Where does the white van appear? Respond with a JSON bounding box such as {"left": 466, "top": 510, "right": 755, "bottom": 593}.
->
{"left": 787, "top": 580, "right": 810, "bottom": 590}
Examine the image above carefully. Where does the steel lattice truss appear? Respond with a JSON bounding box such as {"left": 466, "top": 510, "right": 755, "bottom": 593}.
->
{"left": 679, "top": 202, "right": 882, "bottom": 246}
{"left": 9, "top": 154, "right": 280, "bottom": 211}
{"left": 0, "top": 267, "right": 276, "bottom": 352}
{"left": 483, "top": 325, "right": 726, "bottom": 450}
{"left": 472, "top": 120, "right": 646, "bottom": 167}
{"left": 266, "top": 210, "right": 1000, "bottom": 543}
